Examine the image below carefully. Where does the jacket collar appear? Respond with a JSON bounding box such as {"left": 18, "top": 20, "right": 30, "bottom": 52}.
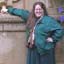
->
{"left": 36, "top": 16, "right": 45, "bottom": 24}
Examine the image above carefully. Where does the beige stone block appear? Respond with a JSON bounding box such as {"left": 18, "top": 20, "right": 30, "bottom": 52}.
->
{"left": 0, "top": 32, "right": 27, "bottom": 64}
{"left": 0, "top": 24, "right": 3, "bottom": 31}
{"left": 25, "top": 0, "right": 39, "bottom": 10}
{"left": 47, "top": 8, "right": 58, "bottom": 15}
{"left": 3, "top": 23, "right": 26, "bottom": 31}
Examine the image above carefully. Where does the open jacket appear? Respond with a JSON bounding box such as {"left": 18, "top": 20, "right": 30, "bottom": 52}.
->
{"left": 8, "top": 7, "right": 63, "bottom": 55}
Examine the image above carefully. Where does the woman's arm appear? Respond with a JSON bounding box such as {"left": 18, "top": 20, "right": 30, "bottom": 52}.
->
{"left": 49, "top": 18, "right": 63, "bottom": 43}
{"left": 7, "top": 7, "right": 30, "bottom": 22}
{"left": 1, "top": 6, "right": 30, "bottom": 22}
{"left": 51, "top": 28, "right": 63, "bottom": 43}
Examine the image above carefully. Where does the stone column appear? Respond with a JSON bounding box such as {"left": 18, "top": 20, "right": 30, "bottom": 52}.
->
{"left": 0, "top": 13, "right": 27, "bottom": 64}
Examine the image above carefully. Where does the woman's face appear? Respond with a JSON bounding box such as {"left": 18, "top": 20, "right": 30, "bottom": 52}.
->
{"left": 34, "top": 4, "right": 44, "bottom": 18}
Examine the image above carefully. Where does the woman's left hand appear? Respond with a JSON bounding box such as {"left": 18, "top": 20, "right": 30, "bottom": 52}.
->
{"left": 1, "top": 5, "right": 8, "bottom": 13}
{"left": 46, "top": 37, "right": 53, "bottom": 42}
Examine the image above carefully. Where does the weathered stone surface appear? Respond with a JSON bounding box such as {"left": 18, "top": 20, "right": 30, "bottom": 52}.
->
{"left": 0, "top": 24, "right": 2, "bottom": 31}
{"left": 0, "top": 13, "right": 27, "bottom": 64}
{"left": 3, "top": 23, "right": 26, "bottom": 32}
{"left": 0, "top": 32, "right": 26, "bottom": 64}
{"left": 0, "top": 13, "right": 26, "bottom": 32}
{"left": 0, "top": 13, "right": 24, "bottom": 23}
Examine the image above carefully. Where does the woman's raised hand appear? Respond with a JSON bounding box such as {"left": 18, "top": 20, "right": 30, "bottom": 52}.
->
{"left": 1, "top": 5, "right": 8, "bottom": 13}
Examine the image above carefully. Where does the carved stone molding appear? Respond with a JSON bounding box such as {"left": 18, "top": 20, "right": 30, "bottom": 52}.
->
{"left": 0, "top": 13, "right": 24, "bottom": 23}
{"left": 0, "top": 13, "right": 26, "bottom": 32}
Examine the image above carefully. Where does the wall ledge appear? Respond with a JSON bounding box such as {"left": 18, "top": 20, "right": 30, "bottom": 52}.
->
{"left": 0, "top": 13, "right": 24, "bottom": 23}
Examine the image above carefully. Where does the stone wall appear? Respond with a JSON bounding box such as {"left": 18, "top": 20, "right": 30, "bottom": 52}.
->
{"left": 0, "top": 13, "right": 27, "bottom": 64}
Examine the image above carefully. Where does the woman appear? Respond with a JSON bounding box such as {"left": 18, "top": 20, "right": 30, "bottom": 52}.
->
{"left": 1, "top": 2, "right": 63, "bottom": 64}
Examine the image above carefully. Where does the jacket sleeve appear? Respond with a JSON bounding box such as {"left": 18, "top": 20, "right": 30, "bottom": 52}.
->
{"left": 49, "top": 18, "right": 63, "bottom": 43}
{"left": 7, "top": 7, "right": 30, "bottom": 22}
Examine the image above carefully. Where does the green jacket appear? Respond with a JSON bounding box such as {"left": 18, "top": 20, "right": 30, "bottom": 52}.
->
{"left": 8, "top": 7, "right": 63, "bottom": 55}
